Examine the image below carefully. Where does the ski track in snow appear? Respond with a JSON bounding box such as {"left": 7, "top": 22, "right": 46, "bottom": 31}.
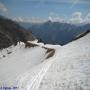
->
{"left": 26, "top": 59, "right": 53, "bottom": 90}
{"left": 0, "top": 34, "right": 90, "bottom": 90}
{"left": 17, "top": 50, "right": 58, "bottom": 90}
{"left": 18, "top": 34, "right": 90, "bottom": 90}
{"left": 0, "top": 42, "right": 48, "bottom": 87}
{"left": 38, "top": 34, "right": 90, "bottom": 90}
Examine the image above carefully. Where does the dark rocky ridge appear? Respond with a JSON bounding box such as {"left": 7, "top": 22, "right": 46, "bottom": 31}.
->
{"left": 0, "top": 15, "right": 90, "bottom": 50}
{"left": 0, "top": 16, "right": 35, "bottom": 49}
{"left": 27, "top": 21, "right": 90, "bottom": 45}
{"left": 72, "top": 29, "right": 90, "bottom": 41}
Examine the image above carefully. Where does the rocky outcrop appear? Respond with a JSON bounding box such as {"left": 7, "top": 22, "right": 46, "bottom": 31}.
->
{"left": 0, "top": 16, "right": 35, "bottom": 49}
{"left": 73, "top": 30, "right": 90, "bottom": 41}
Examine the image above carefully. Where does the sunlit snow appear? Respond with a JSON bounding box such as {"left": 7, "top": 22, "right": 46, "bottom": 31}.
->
{"left": 0, "top": 33, "right": 90, "bottom": 90}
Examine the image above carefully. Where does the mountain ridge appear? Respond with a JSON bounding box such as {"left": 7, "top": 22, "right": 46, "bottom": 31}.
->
{"left": 0, "top": 16, "right": 35, "bottom": 49}
{"left": 27, "top": 21, "right": 90, "bottom": 45}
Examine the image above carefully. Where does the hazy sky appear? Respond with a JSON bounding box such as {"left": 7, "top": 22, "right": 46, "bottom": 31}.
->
{"left": 0, "top": 0, "right": 90, "bottom": 23}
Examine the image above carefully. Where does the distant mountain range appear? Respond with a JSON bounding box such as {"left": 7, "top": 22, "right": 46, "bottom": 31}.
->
{"left": 0, "top": 15, "right": 90, "bottom": 50}
{"left": 0, "top": 19, "right": 90, "bottom": 90}
{"left": 19, "top": 20, "right": 90, "bottom": 45}
{"left": 0, "top": 16, "right": 35, "bottom": 49}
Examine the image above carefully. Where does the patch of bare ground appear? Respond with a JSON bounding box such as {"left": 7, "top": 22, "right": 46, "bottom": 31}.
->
{"left": 25, "top": 42, "right": 39, "bottom": 48}
{"left": 25, "top": 42, "right": 55, "bottom": 59}
{"left": 42, "top": 47, "right": 55, "bottom": 59}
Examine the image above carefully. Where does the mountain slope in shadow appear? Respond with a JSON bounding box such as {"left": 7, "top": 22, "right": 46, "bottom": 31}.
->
{"left": 26, "top": 21, "right": 90, "bottom": 45}
{"left": 0, "top": 16, "right": 35, "bottom": 49}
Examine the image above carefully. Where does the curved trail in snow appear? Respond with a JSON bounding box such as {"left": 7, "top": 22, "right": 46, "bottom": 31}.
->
{"left": 18, "top": 48, "right": 58, "bottom": 90}
{"left": 27, "top": 59, "right": 54, "bottom": 90}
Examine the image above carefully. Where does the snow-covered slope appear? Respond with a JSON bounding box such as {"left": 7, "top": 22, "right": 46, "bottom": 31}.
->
{"left": 18, "top": 33, "right": 90, "bottom": 90}
{"left": 0, "top": 42, "right": 49, "bottom": 87}
{"left": 38, "top": 33, "right": 90, "bottom": 90}
{"left": 0, "top": 33, "right": 90, "bottom": 90}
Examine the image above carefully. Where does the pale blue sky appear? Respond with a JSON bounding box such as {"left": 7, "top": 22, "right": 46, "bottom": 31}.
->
{"left": 0, "top": 0, "right": 90, "bottom": 22}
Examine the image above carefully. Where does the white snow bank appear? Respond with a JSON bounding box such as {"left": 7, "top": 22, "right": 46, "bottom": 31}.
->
{"left": 0, "top": 42, "right": 48, "bottom": 86}
{"left": 28, "top": 41, "right": 61, "bottom": 49}
{"left": 18, "top": 33, "right": 90, "bottom": 90}
{"left": 38, "top": 33, "right": 90, "bottom": 90}
{"left": 0, "top": 33, "right": 90, "bottom": 90}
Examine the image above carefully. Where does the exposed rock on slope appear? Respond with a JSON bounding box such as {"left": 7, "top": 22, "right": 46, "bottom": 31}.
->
{"left": 18, "top": 31, "right": 90, "bottom": 90}
{"left": 73, "top": 29, "right": 90, "bottom": 41}
{"left": 0, "top": 16, "right": 35, "bottom": 49}
{"left": 0, "top": 42, "right": 56, "bottom": 87}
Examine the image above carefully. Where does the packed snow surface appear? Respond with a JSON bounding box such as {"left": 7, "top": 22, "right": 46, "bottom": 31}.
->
{"left": 0, "top": 33, "right": 90, "bottom": 90}
{"left": 38, "top": 34, "right": 90, "bottom": 90}
{"left": 0, "top": 42, "right": 47, "bottom": 86}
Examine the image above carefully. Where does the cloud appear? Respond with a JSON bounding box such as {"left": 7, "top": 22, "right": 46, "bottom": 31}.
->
{"left": 70, "top": 0, "right": 79, "bottom": 8}
{"left": 69, "top": 12, "right": 90, "bottom": 24}
{"left": 17, "top": 17, "right": 24, "bottom": 22}
{"left": 48, "top": 12, "right": 65, "bottom": 22}
{"left": 84, "top": 13, "right": 90, "bottom": 23}
{"left": 72, "top": 12, "right": 82, "bottom": 18}
{"left": 13, "top": 17, "right": 26, "bottom": 22}
{"left": 48, "top": 11, "right": 90, "bottom": 24}
{"left": 12, "top": 17, "right": 47, "bottom": 23}
{"left": 69, "top": 12, "right": 83, "bottom": 24}
{"left": 12, "top": 11, "right": 90, "bottom": 24}
{"left": 0, "top": 2, "right": 8, "bottom": 12}
{"left": 13, "top": 12, "right": 65, "bottom": 23}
